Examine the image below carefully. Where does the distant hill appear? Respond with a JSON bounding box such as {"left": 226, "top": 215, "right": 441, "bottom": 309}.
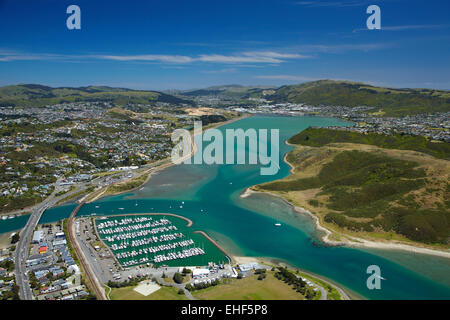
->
{"left": 266, "top": 80, "right": 450, "bottom": 116}
{"left": 0, "top": 84, "right": 193, "bottom": 107}
{"left": 179, "top": 85, "right": 274, "bottom": 99}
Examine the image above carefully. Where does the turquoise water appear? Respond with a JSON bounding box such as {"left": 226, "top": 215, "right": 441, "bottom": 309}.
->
{"left": 1, "top": 115, "right": 449, "bottom": 299}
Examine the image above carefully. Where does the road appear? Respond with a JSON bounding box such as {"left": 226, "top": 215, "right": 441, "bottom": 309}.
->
{"left": 12, "top": 162, "right": 171, "bottom": 300}
{"left": 12, "top": 169, "right": 134, "bottom": 300}
{"left": 14, "top": 180, "right": 92, "bottom": 300}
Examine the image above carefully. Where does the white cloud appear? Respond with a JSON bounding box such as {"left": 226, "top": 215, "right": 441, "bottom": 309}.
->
{"left": 293, "top": 43, "right": 388, "bottom": 53}
{"left": 95, "top": 54, "right": 194, "bottom": 64}
{"left": 0, "top": 50, "right": 308, "bottom": 65}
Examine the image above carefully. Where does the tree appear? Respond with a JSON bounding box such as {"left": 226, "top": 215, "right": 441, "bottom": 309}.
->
{"left": 10, "top": 233, "right": 20, "bottom": 244}
{"left": 173, "top": 272, "right": 184, "bottom": 284}
{"left": 306, "top": 288, "right": 315, "bottom": 300}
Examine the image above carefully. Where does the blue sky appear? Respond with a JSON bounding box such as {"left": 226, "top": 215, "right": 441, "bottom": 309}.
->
{"left": 0, "top": 0, "right": 449, "bottom": 90}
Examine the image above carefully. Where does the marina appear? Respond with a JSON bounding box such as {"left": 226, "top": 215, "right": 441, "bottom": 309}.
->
{"left": 95, "top": 214, "right": 227, "bottom": 268}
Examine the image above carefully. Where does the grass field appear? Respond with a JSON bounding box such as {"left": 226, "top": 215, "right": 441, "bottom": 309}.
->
{"left": 109, "top": 285, "right": 188, "bottom": 300}
{"left": 192, "top": 272, "right": 304, "bottom": 300}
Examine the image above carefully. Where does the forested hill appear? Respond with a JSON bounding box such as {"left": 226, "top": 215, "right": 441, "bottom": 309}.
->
{"left": 0, "top": 84, "right": 193, "bottom": 107}
{"left": 266, "top": 80, "right": 450, "bottom": 116}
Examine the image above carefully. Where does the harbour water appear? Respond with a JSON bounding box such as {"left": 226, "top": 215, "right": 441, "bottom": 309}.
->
{"left": 1, "top": 115, "right": 449, "bottom": 299}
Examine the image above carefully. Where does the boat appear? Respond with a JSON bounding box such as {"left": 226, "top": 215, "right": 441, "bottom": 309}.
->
{"left": 8, "top": 215, "right": 15, "bottom": 219}
{"left": 274, "top": 223, "right": 281, "bottom": 227}
{"left": 118, "top": 208, "right": 124, "bottom": 210}
{"left": 95, "top": 206, "right": 100, "bottom": 209}
{"left": 1, "top": 216, "right": 7, "bottom": 220}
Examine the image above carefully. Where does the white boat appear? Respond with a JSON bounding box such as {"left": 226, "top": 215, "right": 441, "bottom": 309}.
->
{"left": 274, "top": 223, "right": 281, "bottom": 227}
{"left": 8, "top": 215, "right": 15, "bottom": 219}
{"left": 95, "top": 206, "right": 100, "bottom": 209}
{"left": 1, "top": 216, "right": 7, "bottom": 220}
{"left": 118, "top": 208, "right": 124, "bottom": 210}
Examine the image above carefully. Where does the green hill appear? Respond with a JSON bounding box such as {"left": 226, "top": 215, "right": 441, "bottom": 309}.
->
{"left": 266, "top": 80, "right": 450, "bottom": 116}
{"left": 0, "top": 84, "right": 193, "bottom": 107}
{"left": 257, "top": 128, "right": 450, "bottom": 245}
{"left": 288, "top": 127, "right": 450, "bottom": 160}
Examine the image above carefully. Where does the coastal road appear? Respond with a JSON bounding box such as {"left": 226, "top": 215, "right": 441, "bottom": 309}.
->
{"left": 296, "top": 271, "right": 351, "bottom": 300}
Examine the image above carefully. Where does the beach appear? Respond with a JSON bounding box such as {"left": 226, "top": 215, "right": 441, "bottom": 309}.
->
{"left": 240, "top": 187, "right": 450, "bottom": 259}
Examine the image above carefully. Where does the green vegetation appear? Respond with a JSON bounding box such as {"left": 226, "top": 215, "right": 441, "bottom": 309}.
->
{"left": 0, "top": 283, "right": 20, "bottom": 300}
{"left": 107, "top": 278, "right": 145, "bottom": 288}
{"left": 289, "top": 127, "right": 450, "bottom": 160}
{"left": 274, "top": 267, "right": 318, "bottom": 300}
{"left": 0, "top": 84, "right": 192, "bottom": 107}
{"left": 106, "top": 173, "right": 149, "bottom": 194}
{"left": 0, "top": 259, "right": 15, "bottom": 272}
{"left": 191, "top": 271, "right": 305, "bottom": 300}
{"left": 260, "top": 149, "right": 449, "bottom": 244}
{"left": 185, "top": 278, "right": 221, "bottom": 291}
{"left": 172, "top": 272, "right": 184, "bottom": 284}
{"left": 10, "top": 233, "right": 19, "bottom": 244}
{"left": 295, "top": 271, "right": 342, "bottom": 300}
{"left": 267, "top": 80, "right": 450, "bottom": 116}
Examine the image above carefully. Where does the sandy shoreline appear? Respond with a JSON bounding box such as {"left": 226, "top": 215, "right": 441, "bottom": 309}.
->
{"left": 240, "top": 187, "right": 450, "bottom": 259}
{"left": 85, "top": 114, "right": 250, "bottom": 203}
